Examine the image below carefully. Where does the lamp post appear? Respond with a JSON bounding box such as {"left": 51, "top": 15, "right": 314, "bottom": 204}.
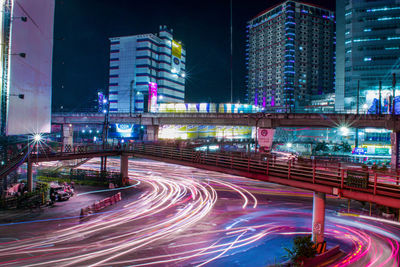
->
{"left": 101, "top": 96, "right": 110, "bottom": 172}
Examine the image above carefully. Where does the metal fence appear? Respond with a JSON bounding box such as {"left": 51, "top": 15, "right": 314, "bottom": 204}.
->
{"left": 11, "top": 142, "right": 400, "bottom": 201}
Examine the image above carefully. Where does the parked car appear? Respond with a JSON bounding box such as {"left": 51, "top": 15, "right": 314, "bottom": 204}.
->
{"left": 50, "top": 185, "right": 70, "bottom": 202}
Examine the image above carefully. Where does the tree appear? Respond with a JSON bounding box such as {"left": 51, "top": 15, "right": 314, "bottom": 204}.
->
{"left": 341, "top": 142, "right": 352, "bottom": 153}
{"left": 314, "top": 141, "right": 329, "bottom": 153}
{"left": 285, "top": 235, "right": 317, "bottom": 265}
{"left": 333, "top": 144, "right": 341, "bottom": 152}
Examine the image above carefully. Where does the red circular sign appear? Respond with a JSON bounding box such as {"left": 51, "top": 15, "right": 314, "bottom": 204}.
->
{"left": 261, "top": 129, "right": 268, "bottom": 136}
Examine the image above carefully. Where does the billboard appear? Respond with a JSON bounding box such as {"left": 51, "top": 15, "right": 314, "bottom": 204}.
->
{"left": 158, "top": 125, "right": 252, "bottom": 140}
{"left": 5, "top": 0, "right": 54, "bottom": 135}
{"left": 258, "top": 128, "right": 275, "bottom": 150}
{"left": 108, "top": 124, "right": 142, "bottom": 139}
{"left": 171, "top": 40, "right": 182, "bottom": 74}
{"left": 148, "top": 82, "right": 157, "bottom": 112}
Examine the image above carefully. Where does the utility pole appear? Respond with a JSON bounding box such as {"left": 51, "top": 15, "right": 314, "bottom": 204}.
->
{"left": 393, "top": 73, "right": 396, "bottom": 115}
{"left": 101, "top": 96, "right": 110, "bottom": 172}
{"left": 356, "top": 80, "right": 360, "bottom": 114}
{"left": 379, "top": 80, "right": 382, "bottom": 115}
{"left": 355, "top": 81, "right": 359, "bottom": 146}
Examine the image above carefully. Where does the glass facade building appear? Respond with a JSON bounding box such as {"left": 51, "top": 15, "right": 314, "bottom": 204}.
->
{"left": 335, "top": 0, "right": 400, "bottom": 112}
{"left": 246, "top": 1, "right": 335, "bottom": 112}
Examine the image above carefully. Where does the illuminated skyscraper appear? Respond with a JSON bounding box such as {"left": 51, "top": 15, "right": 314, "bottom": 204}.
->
{"left": 108, "top": 26, "right": 186, "bottom": 113}
{"left": 246, "top": 1, "right": 335, "bottom": 112}
{"left": 335, "top": 0, "right": 400, "bottom": 112}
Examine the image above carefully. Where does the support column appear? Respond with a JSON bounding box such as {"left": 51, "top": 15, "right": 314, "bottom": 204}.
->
{"left": 145, "top": 125, "right": 159, "bottom": 142}
{"left": 120, "top": 154, "right": 129, "bottom": 186}
{"left": 391, "top": 131, "right": 399, "bottom": 171}
{"left": 27, "top": 160, "right": 33, "bottom": 192}
{"left": 63, "top": 124, "right": 74, "bottom": 151}
{"left": 312, "top": 192, "right": 326, "bottom": 244}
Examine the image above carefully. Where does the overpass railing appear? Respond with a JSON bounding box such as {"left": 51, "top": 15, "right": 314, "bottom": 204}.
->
{"left": 129, "top": 144, "right": 400, "bottom": 200}
{"left": 27, "top": 143, "right": 400, "bottom": 200}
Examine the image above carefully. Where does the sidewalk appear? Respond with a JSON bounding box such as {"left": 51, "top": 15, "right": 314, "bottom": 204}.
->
{"left": 0, "top": 185, "right": 123, "bottom": 225}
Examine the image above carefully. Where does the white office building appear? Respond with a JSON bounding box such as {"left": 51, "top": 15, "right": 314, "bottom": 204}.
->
{"left": 108, "top": 25, "right": 186, "bottom": 113}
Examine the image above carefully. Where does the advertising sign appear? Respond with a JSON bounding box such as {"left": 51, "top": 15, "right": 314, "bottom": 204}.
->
{"left": 108, "top": 124, "right": 142, "bottom": 139}
{"left": 346, "top": 170, "right": 369, "bottom": 189}
{"left": 391, "top": 132, "right": 399, "bottom": 168}
{"left": 97, "top": 92, "right": 104, "bottom": 112}
{"left": 5, "top": 0, "right": 55, "bottom": 135}
{"left": 258, "top": 128, "right": 275, "bottom": 149}
{"left": 171, "top": 40, "right": 182, "bottom": 73}
{"left": 352, "top": 147, "right": 366, "bottom": 155}
{"left": 148, "top": 82, "right": 158, "bottom": 112}
{"left": 172, "top": 40, "right": 182, "bottom": 58}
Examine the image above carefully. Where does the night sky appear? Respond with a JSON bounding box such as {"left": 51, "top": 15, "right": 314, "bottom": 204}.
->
{"left": 52, "top": 0, "right": 335, "bottom": 111}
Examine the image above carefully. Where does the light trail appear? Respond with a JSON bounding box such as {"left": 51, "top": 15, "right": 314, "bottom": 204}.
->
{"left": 0, "top": 158, "right": 398, "bottom": 266}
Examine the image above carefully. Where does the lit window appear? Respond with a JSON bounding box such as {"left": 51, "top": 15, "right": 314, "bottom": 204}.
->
{"left": 364, "top": 57, "right": 372, "bottom": 62}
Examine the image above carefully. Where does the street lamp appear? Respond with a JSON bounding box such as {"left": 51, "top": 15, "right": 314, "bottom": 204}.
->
{"left": 10, "top": 52, "right": 26, "bottom": 58}
{"left": 33, "top": 134, "right": 41, "bottom": 142}
{"left": 9, "top": 93, "right": 24, "bottom": 99}
{"left": 340, "top": 126, "right": 349, "bottom": 136}
{"left": 12, "top": 16, "right": 27, "bottom": 22}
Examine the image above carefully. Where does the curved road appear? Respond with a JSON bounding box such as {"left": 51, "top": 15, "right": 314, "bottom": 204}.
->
{"left": 0, "top": 158, "right": 399, "bottom": 266}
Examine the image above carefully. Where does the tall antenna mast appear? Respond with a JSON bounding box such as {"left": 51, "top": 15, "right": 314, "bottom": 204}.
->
{"left": 230, "top": 0, "right": 233, "bottom": 103}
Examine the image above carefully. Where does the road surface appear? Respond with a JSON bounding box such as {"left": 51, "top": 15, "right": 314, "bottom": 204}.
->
{"left": 0, "top": 157, "right": 399, "bottom": 266}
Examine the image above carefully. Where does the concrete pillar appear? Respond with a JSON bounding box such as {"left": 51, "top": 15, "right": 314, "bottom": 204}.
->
{"left": 312, "top": 192, "right": 326, "bottom": 244}
{"left": 27, "top": 161, "right": 33, "bottom": 192}
{"left": 145, "top": 125, "right": 159, "bottom": 141}
{"left": 391, "top": 131, "right": 399, "bottom": 170}
{"left": 120, "top": 155, "right": 129, "bottom": 185}
{"left": 63, "top": 124, "right": 74, "bottom": 151}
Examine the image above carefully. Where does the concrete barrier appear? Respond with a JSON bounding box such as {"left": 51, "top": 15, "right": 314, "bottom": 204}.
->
{"left": 80, "top": 192, "right": 122, "bottom": 219}
{"left": 303, "top": 245, "right": 341, "bottom": 266}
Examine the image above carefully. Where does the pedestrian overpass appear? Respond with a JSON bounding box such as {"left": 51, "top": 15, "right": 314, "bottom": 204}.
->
{"left": 2, "top": 143, "right": 400, "bottom": 244}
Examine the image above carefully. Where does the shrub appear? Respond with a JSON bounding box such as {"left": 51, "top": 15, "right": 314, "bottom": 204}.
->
{"left": 285, "top": 235, "right": 317, "bottom": 265}
{"left": 361, "top": 164, "right": 368, "bottom": 171}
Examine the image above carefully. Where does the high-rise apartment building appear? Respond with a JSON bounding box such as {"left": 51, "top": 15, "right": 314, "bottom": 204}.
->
{"left": 335, "top": 0, "right": 400, "bottom": 112}
{"left": 108, "top": 26, "right": 185, "bottom": 113}
{"left": 246, "top": 1, "right": 335, "bottom": 112}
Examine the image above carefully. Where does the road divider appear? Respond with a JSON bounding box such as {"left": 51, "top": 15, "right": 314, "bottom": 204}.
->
{"left": 80, "top": 192, "right": 122, "bottom": 219}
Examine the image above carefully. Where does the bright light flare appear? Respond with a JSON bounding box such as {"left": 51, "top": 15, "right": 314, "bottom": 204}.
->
{"left": 340, "top": 126, "right": 350, "bottom": 136}
{"left": 33, "top": 134, "right": 41, "bottom": 142}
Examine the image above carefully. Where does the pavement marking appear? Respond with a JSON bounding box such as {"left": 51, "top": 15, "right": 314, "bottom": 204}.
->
{"left": 76, "top": 180, "right": 140, "bottom": 196}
